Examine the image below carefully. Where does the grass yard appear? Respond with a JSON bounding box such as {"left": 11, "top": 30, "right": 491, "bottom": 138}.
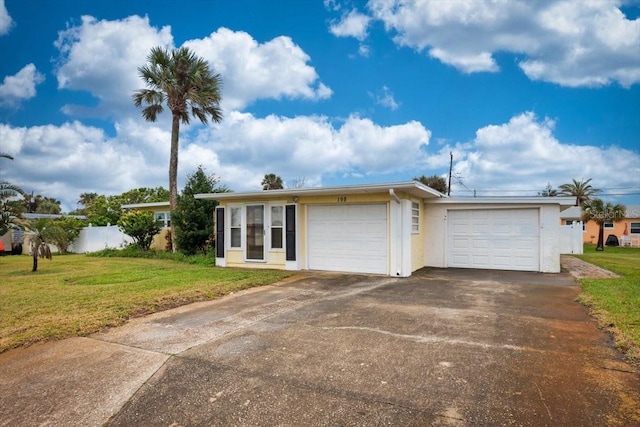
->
{"left": 576, "top": 245, "right": 640, "bottom": 363}
{"left": 0, "top": 254, "right": 292, "bottom": 353}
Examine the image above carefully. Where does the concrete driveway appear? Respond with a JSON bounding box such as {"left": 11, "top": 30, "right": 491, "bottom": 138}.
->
{"left": 1, "top": 269, "right": 638, "bottom": 426}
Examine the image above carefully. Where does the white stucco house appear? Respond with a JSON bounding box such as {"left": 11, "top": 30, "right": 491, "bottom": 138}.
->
{"left": 195, "top": 181, "right": 575, "bottom": 277}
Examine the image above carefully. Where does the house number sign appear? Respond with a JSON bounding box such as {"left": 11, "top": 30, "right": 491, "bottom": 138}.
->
{"left": 337, "top": 196, "right": 347, "bottom": 203}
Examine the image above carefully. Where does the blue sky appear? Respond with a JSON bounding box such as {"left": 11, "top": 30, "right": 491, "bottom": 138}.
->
{"left": 1, "top": 0, "right": 639, "bottom": 212}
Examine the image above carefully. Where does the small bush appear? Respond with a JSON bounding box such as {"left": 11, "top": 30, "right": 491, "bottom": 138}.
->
{"left": 89, "top": 245, "right": 216, "bottom": 266}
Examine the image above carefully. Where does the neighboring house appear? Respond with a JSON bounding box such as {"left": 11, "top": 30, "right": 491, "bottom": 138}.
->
{"left": 586, "top": 204, "right": 639, "bottom": 246}
{"left": 562, "top": 204, "right": 640, "bottom": 246}
{"left": 1, "top": 213, "right": 87, "bottom": 255}
{"left": 121, "top": 202, "right": 171, "bottom": 250}
{"left": 194, "top": 181, "right": 574, "bottom": 277}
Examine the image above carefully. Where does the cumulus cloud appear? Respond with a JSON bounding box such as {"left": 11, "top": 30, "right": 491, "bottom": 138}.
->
{"left": 0, "top": 64, "right": 45, "bottom": 107}
{"left": 0, "top": 0, "right": 12, "bottom": 35}
{"left": 0, "top": 113, "right": 431, "bottom": 211}
{"left": 451, "top": 112, "right": 640, "bottom": 197}
{"left": 329, "top": 9, "right": 371, "bottom": 41}
{"left": 183, "top": 28, "right": 332, "bottom": 110}
{"left": 366, "top": 0, "right": 640, "bottom": 86}
{"left": 54, "top": 15, "right": 174, "bottom": 117}
{"left": 53, "top": 18, "right": 332, "bottom": 117}
{"left": 0, "top": 121, "right": 154, "bottom": 210}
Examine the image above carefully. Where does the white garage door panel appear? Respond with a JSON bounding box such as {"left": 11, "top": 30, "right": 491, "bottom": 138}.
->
{"left": 308, "top": 205, "right": 387, "bottom": 274}
{"left": 447, "top": 209, "right": 539, "bottom": 271}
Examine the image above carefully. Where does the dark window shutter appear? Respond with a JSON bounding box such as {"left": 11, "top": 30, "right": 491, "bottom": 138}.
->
{"left": 216, "top": 208, "right": 225, "bottom": 258}
{"left": 285, "top": 205, "right": 296, "bottom": 261}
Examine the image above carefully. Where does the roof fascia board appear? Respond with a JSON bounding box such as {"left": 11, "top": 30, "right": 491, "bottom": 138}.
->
{"left": 195, "top": 181, "right": 447, "bottom": 201}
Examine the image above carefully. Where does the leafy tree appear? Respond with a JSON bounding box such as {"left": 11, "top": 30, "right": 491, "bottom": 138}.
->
{"left": 262, "top": 173, "right": 284, "bottom": 190}
{"left": 581, "top": 198, "right": 626, "bottom": 251}
{"left": 27, "top": 218, "right": 52, "bottom": 272}
{"left": 86, "top": 195, "right": 123, "bottom": 226}
{"left": 173, "top": 166, "right": 229, "bottom": 255}
{"left": 538, "top": 183, "right": 558, "bottom": 197}
{"left": 44, "top": 216, "right": 86, "bottom": 254}
{"left": 117, "top": 210, "right": 160, "bottom": 251}
{"left": 134, "top": 46, "right": 223, "bottom": 252}
{"left": 414, "top": 174, "right": 448, "bottom": 194}
{"left": 119, "top": 187, "right": 169, "bottom": 204}
{"left": 560, "top": 178, "right": 599, "bottom": 206}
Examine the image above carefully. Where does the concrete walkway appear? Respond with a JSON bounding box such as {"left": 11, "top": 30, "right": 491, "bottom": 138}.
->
{"left": 561, "top": 255, "right": 621, "bottom": 279}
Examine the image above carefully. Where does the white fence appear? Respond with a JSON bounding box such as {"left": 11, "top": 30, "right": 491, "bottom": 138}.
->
{"left": 559, "top": 222, "right": 584, "bottom": 255}
{"left": 69, "top": 224, "right": 133, "bottom": 253}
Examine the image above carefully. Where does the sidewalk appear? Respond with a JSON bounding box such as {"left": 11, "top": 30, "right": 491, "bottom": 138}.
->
{"left": 561, "top": 255, "right": 620, "bottom": 279}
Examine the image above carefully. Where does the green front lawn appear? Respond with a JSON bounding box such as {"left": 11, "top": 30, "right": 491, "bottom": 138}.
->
{"left": 576, "top": 245, "right": 640, "bottom": 362}
{"left": 0, "top": 254, "right": 292, "bottom": 353}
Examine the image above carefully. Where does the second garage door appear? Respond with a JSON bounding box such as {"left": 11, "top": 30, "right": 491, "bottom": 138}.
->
{"left": 447, "top": 209, "right": 540, "bottom": 271}
{"left": 307, "top": 204, "right": 388, "bottom": 274}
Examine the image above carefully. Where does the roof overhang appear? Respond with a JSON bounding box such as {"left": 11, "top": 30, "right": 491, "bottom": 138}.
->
{"left": 427, "top": 196, "right": 576, "bottom": 209}
{"left": 195, "top": 181, "right": 448, "bottom": 201}
{"left": 121, "top": 201, "right": 170, "bottom": 209}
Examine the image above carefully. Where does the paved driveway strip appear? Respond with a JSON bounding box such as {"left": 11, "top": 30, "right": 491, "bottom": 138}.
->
{"left": 1, "top": 270, "right": 638, "bottom": 426}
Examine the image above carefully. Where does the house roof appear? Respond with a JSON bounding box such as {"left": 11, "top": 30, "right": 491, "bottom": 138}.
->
{"left": 121, "top": 201, "right": 170, "bottom": 209}
{"left": 195, "top": 181, "right": 448, "bottom": 201}
{"left": 422, "top": 196, "right": 575, "bottom": 207}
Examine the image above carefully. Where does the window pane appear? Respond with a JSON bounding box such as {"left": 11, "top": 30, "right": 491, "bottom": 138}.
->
{"left": 231, "top": 229, "right": 241, "bottom": 247}
{"left": 631, "top": 222, "right": 640, "bottom": 234}
{"left": 271, "top": 228, "right": 283, "bottom": 249}
{"left": 231, "top": 208, "right": 241, "bottom": 227}
{"left": 271, "top": 206, "right": 283, "bottom": 226}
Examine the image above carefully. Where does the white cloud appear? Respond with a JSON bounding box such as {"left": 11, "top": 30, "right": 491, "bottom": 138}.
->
{"left": 53, "top": 18, "right": 331, "bottom": 117}
{"left": 372, "top": 85, "right": 399, "bottom": 110}
{"left": 183, "top": 28, "right": 332, "bottom": 111}
{"left": 54, "top": 15, "right": 174, "bottom": 117}
{"left": 0, "top": 0, "right": 12, "bottom": 35}
{"left": 329, "top": 9, "right": 371, "bottom": 41}
{"left": 367, "top": 0, "right": 640, "bottom": 87}
{"left": 0, "top": 64, "right": 45, "bottom": 106}
{"left": 0, "top": 112, "right": 431, "bottom": 211}
{"left": 450, "top": 112, "right": 640, "bottom": 198}
{"left": 190, "top": 112, "right": 430, "bottom": 186}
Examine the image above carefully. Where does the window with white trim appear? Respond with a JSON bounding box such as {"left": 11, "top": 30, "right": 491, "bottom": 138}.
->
{"left": 154, "top": 211, "right": 171, "bottom": 228}
{"left": 411, "top": 202, "right": 420, "bottom": 233}
{"left": 631, "top": 222, "right": 640, "bottom": 234}
{"left": 230, "top": 207, "right": 241, "bottom": 248}
{"left": 604, "top": 221, "right": 614, "bottom": 229}
{"left": 271, "top": 206, "right": 283, "bottom": 249}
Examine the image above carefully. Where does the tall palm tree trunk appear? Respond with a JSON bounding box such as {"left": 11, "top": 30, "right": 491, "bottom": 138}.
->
{"left": 169, "top": 113, "right": 180, "bottom": 252}
{"left": 596, "top": 223, "right": 605, "bottom": 251}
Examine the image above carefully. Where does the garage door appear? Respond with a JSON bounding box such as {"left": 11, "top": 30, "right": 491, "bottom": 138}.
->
{"left": 307, "top": 204, "right": 388, "bottom": 274}
{"left": 447, "top": 209, "right": 539, "bottom": 271}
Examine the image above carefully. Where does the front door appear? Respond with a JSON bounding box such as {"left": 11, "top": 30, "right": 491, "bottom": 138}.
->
{"left": 246, "top": 205, "right": 265, "bottom": 260}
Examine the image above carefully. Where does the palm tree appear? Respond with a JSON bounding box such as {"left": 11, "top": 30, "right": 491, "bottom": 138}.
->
{"left": 27, "top": 218, "right": 52, "bottom": 272}
{"left": 581, "top": 198, "right": 626, "bottom": 251}
{"left": 1, "top": 154, "right": 26, "bottom": 235}
{"left": 262, "top": 173, "right": 284, "bottom": 190}
{"left": 133, "top": 46, "right": 223, "bottom": 251}
{"left": 559, "top": 178, "right": 599, "bottom": 206}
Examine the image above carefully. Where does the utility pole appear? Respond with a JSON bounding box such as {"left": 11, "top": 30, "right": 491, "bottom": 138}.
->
{"left": 447, "top": 152, "right": 453, "bottom": 196}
